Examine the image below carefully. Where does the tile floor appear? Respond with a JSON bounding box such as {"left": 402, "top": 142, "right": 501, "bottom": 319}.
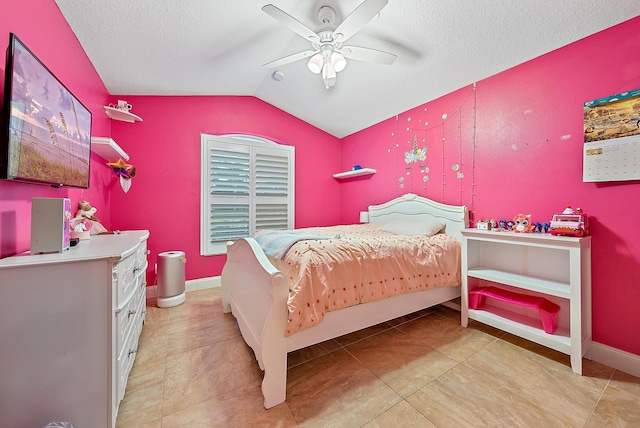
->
{"left": 116, "top": 287, "right": 640, "bottom": 427}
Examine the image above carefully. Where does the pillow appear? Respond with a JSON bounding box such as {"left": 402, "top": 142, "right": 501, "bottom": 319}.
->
{"left": 379, "top": 219, "right": 445, "bottom": 236}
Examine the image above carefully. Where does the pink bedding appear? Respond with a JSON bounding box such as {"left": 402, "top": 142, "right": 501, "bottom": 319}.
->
{"left": 266, "top": 224, "right": 461, "bottom": 336}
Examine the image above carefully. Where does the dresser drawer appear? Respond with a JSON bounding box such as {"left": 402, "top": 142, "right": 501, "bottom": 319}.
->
{"left": 115, "top": 287, "right": 143, "bottom": 354}
{"left": 116, "top": 312, "right": 143, "bottom": 404}
{"left": 135, "top": 240, "right": 148, "bottom": 276}
{"left": 114, "top": 241, "right": 147, "bottom": 307}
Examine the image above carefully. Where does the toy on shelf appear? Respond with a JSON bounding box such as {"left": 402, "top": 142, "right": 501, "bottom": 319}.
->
{"left": 513, "top": 213, "right": 535, "bottom": 233}
{"left": 469, "top": 286, "right": 560, "bottom": 334}
{"left": 549, "top": 206, "right": 589, "bottom": 237}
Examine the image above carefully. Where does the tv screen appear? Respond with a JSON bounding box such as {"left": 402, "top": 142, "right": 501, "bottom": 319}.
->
{"left": 1, "top": 33, "right": 92, "bottom": 188}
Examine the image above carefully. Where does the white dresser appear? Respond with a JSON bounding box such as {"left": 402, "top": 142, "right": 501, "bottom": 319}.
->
{"left": 0, "top": 230, "right": 149, "bottom": 428}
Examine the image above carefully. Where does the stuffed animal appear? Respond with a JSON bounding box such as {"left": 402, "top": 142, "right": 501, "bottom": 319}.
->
{"left": 76, "top": 200, "right": 100, "bottom": 222}
{"left": 513, "top": 213, "right": 535, "bottom": 233}
{"left": 75, "top": 201, "right": 108, "bottom": 235}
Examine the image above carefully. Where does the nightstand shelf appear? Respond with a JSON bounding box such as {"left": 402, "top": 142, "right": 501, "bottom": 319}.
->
{"left": 460, "top": 229, "right": 591, "bottom": 374}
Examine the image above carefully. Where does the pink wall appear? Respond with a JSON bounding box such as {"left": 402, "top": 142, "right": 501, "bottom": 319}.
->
{"left": 341, "top": 17, "right": 640, "bottom": 356}
{"left": 109, "top": 96, "right": 342, "bottom": 283}
{"left": 3, "top": 0, "right": 638, "bottom": 358}
{"left": 0, "top": 0, "right": 112, "bottom": 258}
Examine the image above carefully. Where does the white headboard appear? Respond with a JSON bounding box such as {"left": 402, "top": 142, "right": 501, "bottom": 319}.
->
{"left": 368, "top": 193, "right": 469, "bottom": 241}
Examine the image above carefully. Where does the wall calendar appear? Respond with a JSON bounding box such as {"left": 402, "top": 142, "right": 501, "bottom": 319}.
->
{"left": 583, "top": 88, "right": 640, "bottom": 182}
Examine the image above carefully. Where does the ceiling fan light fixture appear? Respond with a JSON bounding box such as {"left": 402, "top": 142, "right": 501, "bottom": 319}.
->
{"left": 322, "top": 62, "right": 337, "bottom": 88}
{"left": 330, "top": 51, "right": 347, "bottom": 72}
{"left": 307, "top": 53, "right": 323, "bottom": 74}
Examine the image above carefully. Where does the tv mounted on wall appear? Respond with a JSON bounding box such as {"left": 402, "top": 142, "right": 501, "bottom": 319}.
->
{"left": 0, "top": 33, "right": 92, "bottom": 188}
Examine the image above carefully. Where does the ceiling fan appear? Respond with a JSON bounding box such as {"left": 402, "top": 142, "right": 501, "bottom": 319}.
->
{"left": 262, "top": 0, "right": 397, "bottom": 89}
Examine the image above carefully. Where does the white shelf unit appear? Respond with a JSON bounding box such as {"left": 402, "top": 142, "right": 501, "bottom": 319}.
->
{"left": 91, "top": 137, "right": 130, "bottom": 161}
{"left": 460, "top": 229, "right": 592, "bottom": 374}
{"left": 104, "top": 106, "right": 143, "bottom": 123}
{"left": 333, "top": 168, "right": 376, "bottom": 179}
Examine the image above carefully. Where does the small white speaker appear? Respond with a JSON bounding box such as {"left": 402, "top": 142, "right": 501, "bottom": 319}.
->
{"left": 31, "top": 198, "right": 71, "bottom": 254}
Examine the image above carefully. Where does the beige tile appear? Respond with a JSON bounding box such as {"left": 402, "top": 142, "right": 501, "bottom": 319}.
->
{"left": 116, "top": 419, "right": 162, "bottom": 428}
{"left": 407, "top": 362, "right": 568, "bottom": 427}
{"left": 118, "top": 288, "right": 626, "bottom": 428}
{"left": 398, "top": 312, "right": 495, "bottom": 361}
{"left": 161, "top": 384, "right": 298, "bottom": 428}
{"left": 346, "top": 328, "right": 458, "bottom": 397}
{"left": 332, "top": 321, "right": 394, "bottom": 347}
{"left": 499, "top": 332, "right": 572, "bottom": 365}
{"left": 166, "top": 312, "right": 240, "bottom": 355}
{"left": 162, "top": 336, "right": 263, "bottom": 417}
{"left": 288, "top": 339, "right": 341, "bottom": 368}
{"left": 135, "top": 315, "right": 168, "bottom": 365}
{"left": 608, "top": 369, "right": 640, "bottom": 397}
{"left": 362, "top": 400, "right": 437, "bottom": 428}
{"left": 585, "top": 379, "right": 640, "bottom": 427}
{"left": 116, "top": 358, "right": 165, "bottom": 427}
{"left": 286, "top": 348, "right": 401, "bottom": 427}
{"left": 463, "top": 338, "right": 611, "bottom": 426}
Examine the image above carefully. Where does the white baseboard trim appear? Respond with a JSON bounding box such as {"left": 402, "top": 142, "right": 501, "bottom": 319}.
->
{"left": 590, "top": 342, "right": 640, "bottom": 378}
{"left": 145, "top": 277, "right": 640, "bottom": 378}
{"left": 146, "top": 276, "right": 220, "bottom": 299}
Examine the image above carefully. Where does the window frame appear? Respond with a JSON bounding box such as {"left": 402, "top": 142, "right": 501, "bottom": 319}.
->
{"left": 200, "top": 134, "right": 295, "bottom": 256}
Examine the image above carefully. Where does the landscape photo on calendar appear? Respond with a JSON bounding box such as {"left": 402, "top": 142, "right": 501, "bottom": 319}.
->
{"left": 584, "top": 88, "right": 640, "bottom": 143}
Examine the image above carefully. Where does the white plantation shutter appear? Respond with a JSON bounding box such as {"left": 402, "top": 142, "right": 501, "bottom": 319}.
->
{"left": 255, "top": 151, "right": 290, "bottom": 232}
{"left": 201, "top": 134, "right": 294, "bottom": 255}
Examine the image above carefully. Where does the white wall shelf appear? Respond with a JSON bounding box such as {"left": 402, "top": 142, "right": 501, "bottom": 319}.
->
{"left": 91, "top": 137, "right": 130, "bottom": 161}
{"left": 333, "top": 168, "right": 376, "bottom": 179}
{"left": 460, "top": 228, "right": 592, "bottom": 374}
{"left": 104, "top": 106, "right": 143, "bottom": 123}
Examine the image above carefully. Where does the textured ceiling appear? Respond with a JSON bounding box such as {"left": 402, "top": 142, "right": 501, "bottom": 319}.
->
{"left": 54, "top": 0, "right": 640, "bottom": 138}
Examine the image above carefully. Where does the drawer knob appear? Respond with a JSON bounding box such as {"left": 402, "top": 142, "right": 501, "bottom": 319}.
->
{"left": 127, "top": 309, "right": 137, "bottom": 318}
{"left": 128, "top": 349, "right": 137, "bottom": 358}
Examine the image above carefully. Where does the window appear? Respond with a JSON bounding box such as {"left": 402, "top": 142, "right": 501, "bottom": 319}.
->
{"left": 200, "top": 134, "right": 294, "bottom": 255}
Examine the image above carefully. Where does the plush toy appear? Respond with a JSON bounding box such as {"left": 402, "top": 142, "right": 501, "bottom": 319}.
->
{"left": 75, "top": 201, "right": 108, "bottom": 235}
{"left": 77, "top": 200, "right": 100, "bottom": 222}
{"left": 513, "top": 213, "right": 535, "bottom": 233}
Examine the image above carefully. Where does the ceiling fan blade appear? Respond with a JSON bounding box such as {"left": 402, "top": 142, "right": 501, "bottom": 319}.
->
{"left": 262, "top": 4, "right": 320, "bottom": 43}
{"left": 263, "top": 50, "right": 319, "bottom": 68}
{"left": 333, "top": 0, "right": 388, "bottom": 43}
{"left": 340, "top": 45, "right": 397, "bottom": 64}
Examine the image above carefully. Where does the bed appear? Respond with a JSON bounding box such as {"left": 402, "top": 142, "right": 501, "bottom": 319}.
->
{"left": 221, "top": 193, "right": 469, "bottom": 408}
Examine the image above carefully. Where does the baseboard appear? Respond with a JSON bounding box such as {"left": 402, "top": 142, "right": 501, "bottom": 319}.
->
{"left": 145, "top": 277, "right": 640, "bottom": 378}
{"left": 146, "top": 276, "right": 220, "bottom": 299}
{"left": 590, "top": 342, "right": 640, "bottom": 378}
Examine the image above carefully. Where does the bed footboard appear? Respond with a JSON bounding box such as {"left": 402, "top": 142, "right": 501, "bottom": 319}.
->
{"left": 221, "top": 238, "right": 289, "bottom": 408}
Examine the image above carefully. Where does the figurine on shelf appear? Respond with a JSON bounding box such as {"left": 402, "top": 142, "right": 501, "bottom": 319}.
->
{"left": 513, "top": 213, "right": 535, "bottom": 233}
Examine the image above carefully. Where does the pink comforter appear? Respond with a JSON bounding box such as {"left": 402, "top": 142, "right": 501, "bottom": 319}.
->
{"left": 267, "top": 224, "right": 461, "bottom": 336}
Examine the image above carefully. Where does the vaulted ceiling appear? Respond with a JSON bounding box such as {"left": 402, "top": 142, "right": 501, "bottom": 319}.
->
{"left": 55, "top": 0, "right": 640, "bottom": 138}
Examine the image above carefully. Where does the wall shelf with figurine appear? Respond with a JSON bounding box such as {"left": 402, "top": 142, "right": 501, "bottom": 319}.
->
{"left": 103, "top": 106, "right": 143, "bottom": 123}
{"left": 333, "top": 168, "right": 376, "bottom": 180}
{"left": 91, "top": 137, "right": 130, "bottom": 161}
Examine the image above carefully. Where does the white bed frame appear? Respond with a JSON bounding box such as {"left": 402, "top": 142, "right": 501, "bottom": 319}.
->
{"left": 221, "top": 193, "right": 468, "bottom": 408}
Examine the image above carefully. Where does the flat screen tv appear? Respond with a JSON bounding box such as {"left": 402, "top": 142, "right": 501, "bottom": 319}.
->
{"left": 0, "top": 33, "right": 92, "bottom": 188}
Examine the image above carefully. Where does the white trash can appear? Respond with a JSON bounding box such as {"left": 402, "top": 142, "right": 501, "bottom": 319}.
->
{"left": 157, "top": 251, "right": 186, "bottom": 308}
